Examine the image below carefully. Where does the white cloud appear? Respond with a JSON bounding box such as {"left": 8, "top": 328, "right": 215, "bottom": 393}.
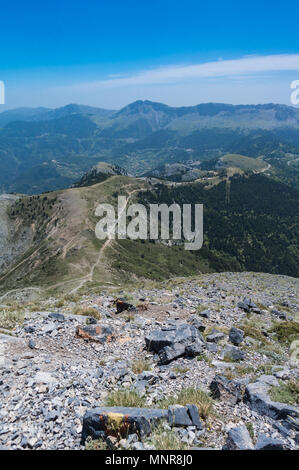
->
{"left": 67, "top": 54, "right": 299, "bottom": 90}
{"left": 5, "top": 54, "right": 299, "bottom": 109}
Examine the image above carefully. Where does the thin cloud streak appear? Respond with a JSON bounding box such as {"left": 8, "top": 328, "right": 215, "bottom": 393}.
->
{"left": 63, "top": 54, "right": 299, "bottom": 91}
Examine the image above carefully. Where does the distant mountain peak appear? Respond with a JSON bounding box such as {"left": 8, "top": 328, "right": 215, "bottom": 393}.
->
{"left": 115, "top": 99, "right": 172, "bottom": 116}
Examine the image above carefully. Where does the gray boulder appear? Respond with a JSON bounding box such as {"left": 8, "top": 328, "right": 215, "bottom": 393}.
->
{"left": 209, "top": 375, "right": 243, "bottom": 405}
{"left": 223, "top": 345, "right": 245, "bottom": 362}
{"left": 185, "top": 339, "right": 205, "bottom": 357}
{"left": 24, "top": 325, "right": 35, "bottom": 333}
{"left": 189, "top": 316, "right": 206, "bottom": 332}
{"left": 145, "top": 324, "right": 199, "bottom": 353}
{"left": 237, "top": 302, "right": 249, "bottom": 312}
{"left": 206, "top": 343, "right": 218, "bottom": 353}
{"left": 146, "top": 323, "right": 205, "bottom": 364}
{"left": 197, "top": 309, "right": 210, "bottom": 319}
{"left": 159, "top": 343, "right": 186, "bottom": 364}
{"left": 186, "top": 404, "right": 203, "bottom": 430}
{"left": 229, "top": 327, "right": 244, "bottom": 346}
{"left": 28, "top": 339, "right": 36, "bottom": 350}
{"left": 223, "top": 425, "right": 254, "bottom": 450}
{"left": 168, "top": 404, "right": 202, "bottom": 429}
{"left": 238, "top": 297, "right": 257, "bottom": 312}
{"left": 255, "top": 432, "right": 286, "bottom": 450}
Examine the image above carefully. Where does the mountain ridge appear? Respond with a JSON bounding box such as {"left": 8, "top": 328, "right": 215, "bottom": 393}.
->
{"left": 1, "top": 100, "right": 299, "bottom": 194}
{"left": 0, "top": 171, "right": 298, "bottom": 297}
{"left": 2, "top": 100, "right": 299, "bottom": 125}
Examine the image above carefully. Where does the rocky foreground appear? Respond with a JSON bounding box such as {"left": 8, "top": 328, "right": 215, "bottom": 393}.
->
{"left": 0, "top": 272, "right": 298, "bottom": 450}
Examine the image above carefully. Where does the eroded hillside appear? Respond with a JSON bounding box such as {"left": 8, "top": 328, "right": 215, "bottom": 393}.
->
{"left": 0, "top": 172, "right": 298, "bottom": 298}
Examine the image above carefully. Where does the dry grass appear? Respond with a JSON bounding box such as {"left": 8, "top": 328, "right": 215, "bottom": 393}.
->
{"left": 223, "top": 368, "right": 236, "bottom": 380}
{"left": 63, "top": 293, "right": 80, "bottom": 303}
{"left": 196, "top": 353, "right": 213, "bottom": 366}
{"left": 131, "top": 358, "right": 152, "bottom": 374}
{"left": 269, "top": 379, "right": 299, "bottom": 405}
{"left": 106, "top": 388, "right": 146, "bottom": 408}
{"left": 0, "top": 308, "right": 24, "bottom": 330}
{"left": 157, "top": 387, "right": 213, "bottom": 420}
{"left": 148, "top": 423, "right": 190, "bottom": 450}
{"left": 85, "top": 436, "right": 108, "bottom": 450}
{"left": 172, "top": 366, "right": 190, "bottom": 375}
{"left": 72, "top": 305, "right": 101, "bottom": 320}
{"left": 242, "top": 320, "right": 270, "bottom": 344}
{"left": 54, "top": 299, "right": 65, "bottom": 308}
{"left": 124, "top": 312, "right": 135, "bottom": 323}
{"left": 270, "top": 321, "right": 299, "bottom": 345}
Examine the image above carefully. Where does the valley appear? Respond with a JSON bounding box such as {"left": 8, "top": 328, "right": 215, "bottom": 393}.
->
{"left": 1, "top": 101, "right": 299, "bottom": 194}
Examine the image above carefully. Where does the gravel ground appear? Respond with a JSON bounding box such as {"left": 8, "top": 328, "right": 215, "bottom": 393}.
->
{"left": 0, "top": 272, "right": 298, "bottom": 450}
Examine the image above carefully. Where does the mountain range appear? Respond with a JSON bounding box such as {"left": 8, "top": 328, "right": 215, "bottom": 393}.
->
{"left": 0, "top": 100, "right": 298, "bottom": 293}
{"left": 1, "top": 101, "right": 299, "bottom": 194}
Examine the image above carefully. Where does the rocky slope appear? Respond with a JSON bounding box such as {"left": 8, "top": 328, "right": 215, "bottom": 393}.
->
{"left": 0, "top": 272, "right": 298, "bottom": 450}
{"left": 0, "top": 194, "right": 33, "bottom": 274}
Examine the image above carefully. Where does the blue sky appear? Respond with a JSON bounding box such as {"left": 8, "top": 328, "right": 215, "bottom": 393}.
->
{"left": 1, "top": 0, "right": 299, "bottom": 109}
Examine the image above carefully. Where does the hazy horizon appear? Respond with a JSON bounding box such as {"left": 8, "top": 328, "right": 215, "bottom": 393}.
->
{"left": 1, "top": 97, "right": 299, "bottom": 113}
{"left": 1, "top": 1, "right": 299, "bottom": 111}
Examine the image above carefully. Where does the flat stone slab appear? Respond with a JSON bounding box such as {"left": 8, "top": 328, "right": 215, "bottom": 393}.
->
{"left": 81, "top": 406, "right": 168, "bottom": 443}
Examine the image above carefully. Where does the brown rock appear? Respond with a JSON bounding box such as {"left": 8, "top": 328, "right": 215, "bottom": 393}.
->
{"left": 75, "top": 325, "right": 114, "bottom": 343}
